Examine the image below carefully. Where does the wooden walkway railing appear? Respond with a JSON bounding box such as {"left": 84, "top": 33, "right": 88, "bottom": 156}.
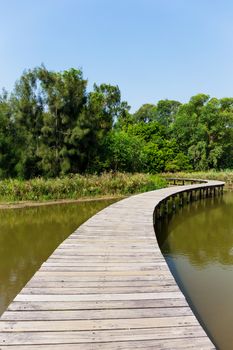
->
{"left": 0, "top": 179, "right": 224, "bottom": 349}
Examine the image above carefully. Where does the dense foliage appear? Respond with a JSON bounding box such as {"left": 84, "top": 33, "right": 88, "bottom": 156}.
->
{"left": 1, "top": 66, "right": 233, "bottom": 179}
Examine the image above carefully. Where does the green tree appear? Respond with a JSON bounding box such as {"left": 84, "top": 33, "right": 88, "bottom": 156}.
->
{"left": 127, "top": 122, "right": 177, "bottom": 172}
{"left": 132, "top": 104, "right": 157, "bottom": 123}
{"left": 165, "top": 153, "right": 192, "bottom": 172}
{"left": 96, "top": 131, "right": 145, "bottom": 172}
{"left": 73, "top": 83, "right": 130, "bottom": 172}
{"left": 37, "top": 66, "right": 87, "bottom": 176}
{"left": 172, "top": 94, "right": 233, "bottom": 170}
{"left": 156, "top": 99, "right": 181, "bottom": 128}
{"left": 10, "top": 68, "right": 44, "bottom": 178}
{"left": 0, "top": 91, "right": 21, "bottom": 178}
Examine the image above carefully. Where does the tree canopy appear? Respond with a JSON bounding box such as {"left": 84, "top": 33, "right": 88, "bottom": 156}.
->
{"left": 1, "top": 66, "right": 233, "bottom": 179}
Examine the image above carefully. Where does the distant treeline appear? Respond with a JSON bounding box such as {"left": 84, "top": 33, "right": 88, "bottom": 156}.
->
{"left": 1, "top": 66, "right": 233, "bottom": 179}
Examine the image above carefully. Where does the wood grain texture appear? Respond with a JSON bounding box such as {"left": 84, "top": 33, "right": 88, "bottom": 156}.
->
{"left": 0, "top": 181, "right": 223, "bottom": 349}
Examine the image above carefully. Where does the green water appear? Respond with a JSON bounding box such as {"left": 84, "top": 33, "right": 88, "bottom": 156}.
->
{"left": 0, "top": 199, "right": 116, "bottom": 316}
{"left": 157, "top": 192, "right": 233, "bottom": 350}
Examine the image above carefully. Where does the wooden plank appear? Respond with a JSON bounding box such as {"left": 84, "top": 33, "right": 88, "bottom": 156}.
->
{"left": 39, "top": 267, "right": 167, "bottom": 272}
{"left": 0, "top": 316, "right": 198, "bottom": 332}
{"left": 30, "top": 274, "right": 171, "bottom": 282}
{"left": 41, "top": 262, "right": 166, "bottom": 267}
{"left": 0, "top": 326, "right": 208, "bottom": 345}
{"left": 25, "top": 279, "right": 176, "bottom": 288}
{"left": 1, "top": 307, "right": 192, "bottom": 321}
{"left": 33, "top": 270, "right": 168, "bottom": 276}
{"left": 8, "top": 298, "right": 189, "bottom": 311}
{"left": 0, "top": 337, "right": 215, "bottom": 349}
{"left": 40, "top": 262, "right": 166, "bottom": 268}
{"left": 20, "top": 285, "right": 180, "bottom": 294}
{"left": 15, "top": 292, "right": 184, "bottom": 302}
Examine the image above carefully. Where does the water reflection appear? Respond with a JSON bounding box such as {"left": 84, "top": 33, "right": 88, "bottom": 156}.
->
{"left": 156, "top": 192, "right": 233, "bottom": 350}
{"left": 156, "top": 195, "right": 233, "bottom": 266}
{"left": 0, "top": 199, "right": 116, "bottom": 315}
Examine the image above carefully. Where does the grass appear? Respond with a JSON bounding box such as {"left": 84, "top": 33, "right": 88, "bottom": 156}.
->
{"left": 0, "top": 172, "right": 167, "bottom": 203}
{"left": 162, "top": 170, "right": 233, "bottom": 187}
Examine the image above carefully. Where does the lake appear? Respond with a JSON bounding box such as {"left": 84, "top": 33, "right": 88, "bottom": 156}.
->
{"left": 156, "top": 191, "right": 233, "bottom": 350}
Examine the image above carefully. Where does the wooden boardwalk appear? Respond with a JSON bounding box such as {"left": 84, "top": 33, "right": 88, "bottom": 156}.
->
{"left": 0, "top": 180, "right": 224, "bottom": 349}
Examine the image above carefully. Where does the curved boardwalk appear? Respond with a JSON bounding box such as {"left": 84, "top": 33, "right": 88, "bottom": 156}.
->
{"left": 0, "top": 180, "right": 224, "bottom": 349}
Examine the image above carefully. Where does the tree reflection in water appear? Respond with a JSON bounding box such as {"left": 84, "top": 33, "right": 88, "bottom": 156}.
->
{"left": 156, "top": 192, "right": 233, "bottom": 350}
{"left": 156, "top": 194, "right": 233, "bottom": 267}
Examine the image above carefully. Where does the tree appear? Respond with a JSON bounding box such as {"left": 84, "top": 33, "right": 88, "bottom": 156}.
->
{"left": 165, "top": 153, "right": 192, "bottom": 172}
{"left": 95, "top": 131, "right": 145, "bottom": 172}
{"left": 0, "top": 91, "right": 21, "bottom": 178}
{"left": 172, "top": 94, "right": 233, "bottom": 170}
{"left": 10, "top": 68, "right": 44, "bottom": 178}
{"left": 127, "top": 122, "right": 177, "bottom": 172}
{"left": 155, "top": 99, "right": 181, "bottom": 128}
{"left": 37, "top": 66, "right": 87, "bottom": 176}
{"left": 132, "top": 104, "right": 157, "bottom": 123}
{"left": 72, "top": 83, "right": 130, "bottom": 172}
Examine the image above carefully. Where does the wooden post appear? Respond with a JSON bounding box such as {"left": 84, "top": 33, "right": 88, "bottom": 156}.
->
{"left": 172, "top": 196, "right": 176, "bottom": 212}
{"left": 190, "top": 190, "right": 193, "bottom": 202}
{"left": 164, "top": 200, "right": 169, "bottom": 214}
{"left": 179, "top": 193, "right": 183, "bottom": 206}
{"left": 195, "top": 190, "right": 198, "bottom": 201}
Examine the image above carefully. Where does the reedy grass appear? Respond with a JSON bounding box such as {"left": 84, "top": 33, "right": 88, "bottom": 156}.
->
{"left": 0, "top": 172, "right": 167, "bottom": 202}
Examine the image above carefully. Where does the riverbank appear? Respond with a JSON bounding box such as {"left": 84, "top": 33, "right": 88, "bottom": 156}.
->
{"left": 0, "top": 172, "right": 166, "bottom": 205}
{"left": 0, "top": 196, "right": 125, "bottom": 210}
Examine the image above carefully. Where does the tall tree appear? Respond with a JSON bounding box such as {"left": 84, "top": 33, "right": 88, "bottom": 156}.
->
{"left": 172, "top": 94, "right": 233, "bottom": 170}
{"left": 156, "top": 99, "right": 181, "bottom": 128}
{"left": 72, "top": 83, "right": 129, "bottom": 172}
{"left": 132, "top": 104, "right": 157, "bottom": 123}
{"left": 37, "top": 66, "right": 87, "bottom": 176}
{"left": 10, "top": 68, "right": 44, "bottom": 178}
{"left": 0, "top": 91, "right": 21, "bottom": 177}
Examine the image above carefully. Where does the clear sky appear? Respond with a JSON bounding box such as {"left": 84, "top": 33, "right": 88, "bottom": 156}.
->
{"left": 1, "top": 0, "right": 233, "bottom": 111}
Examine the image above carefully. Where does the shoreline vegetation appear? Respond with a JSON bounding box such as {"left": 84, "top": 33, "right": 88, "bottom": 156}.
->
{"left": 0, "top": 170, "right": 232, "bottom": 209}
{"left": 0, "top": 173, "right": 166, "bottom": 208}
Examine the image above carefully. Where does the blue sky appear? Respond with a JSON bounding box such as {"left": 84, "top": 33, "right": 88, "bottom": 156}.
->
{"left": 1, "top": 0, "right": 233, "bottom": 111}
